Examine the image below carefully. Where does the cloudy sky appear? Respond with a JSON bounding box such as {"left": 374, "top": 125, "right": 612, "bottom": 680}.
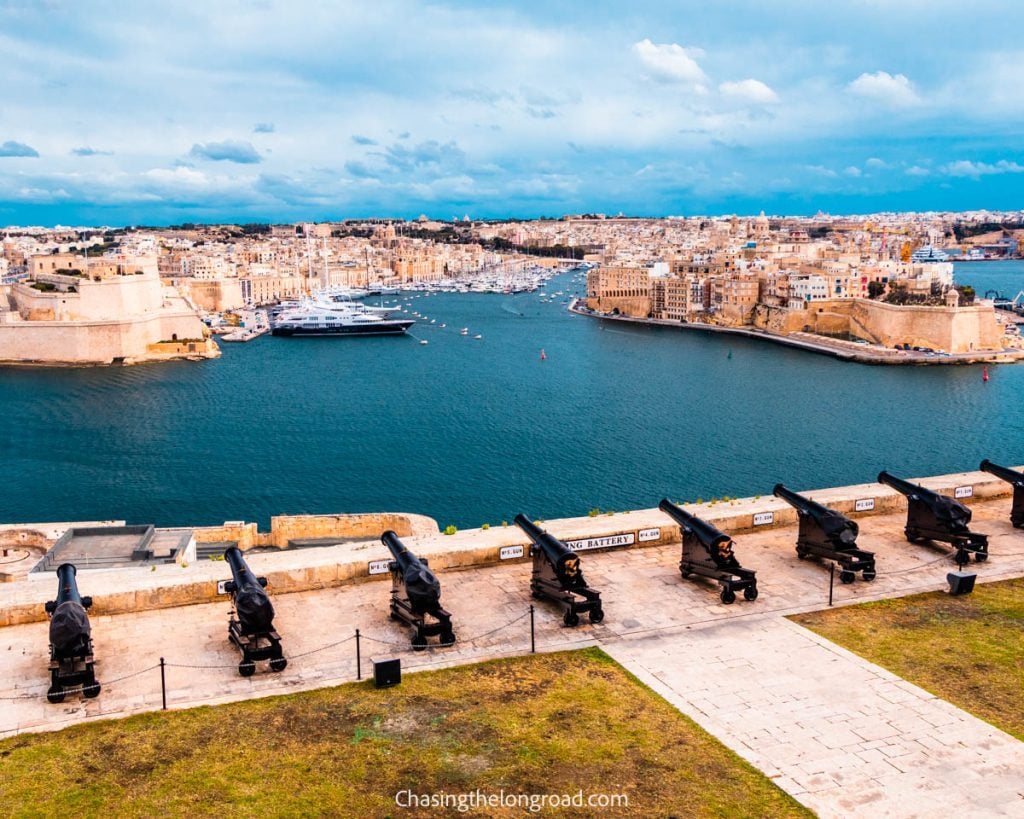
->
{"left": 1, "top": 0, "right": 1022, "bottom": 225}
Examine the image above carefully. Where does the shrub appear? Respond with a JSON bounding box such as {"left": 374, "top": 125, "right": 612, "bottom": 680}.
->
{"left": 444, "top": 525, "right": 457, "bottom": 536}
{"left": 481, "top": 523, "right": 490, "bottom": 530}
{"left": 588, "top": 508, "right": 599, "bottom": 517}
{"left": 501, "top": 520, "right": 508, "bottom": 528}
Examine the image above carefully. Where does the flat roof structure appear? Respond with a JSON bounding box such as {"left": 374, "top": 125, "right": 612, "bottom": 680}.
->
{"left": 32, "top": 525, "right": 193, "bottom": 572}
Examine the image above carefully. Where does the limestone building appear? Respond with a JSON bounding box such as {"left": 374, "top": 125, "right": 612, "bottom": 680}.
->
{"left": 0, "top": 254, "right": 219, "bottom": 365}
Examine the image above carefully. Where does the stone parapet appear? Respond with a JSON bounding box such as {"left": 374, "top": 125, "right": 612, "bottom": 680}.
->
{"left": 0, "top": 467, "right": 1017, "bottom": 627}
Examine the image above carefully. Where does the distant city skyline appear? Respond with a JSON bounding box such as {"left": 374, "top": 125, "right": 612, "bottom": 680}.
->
{"left": 1, "top": 0, "right": 1023, "bottom": 226}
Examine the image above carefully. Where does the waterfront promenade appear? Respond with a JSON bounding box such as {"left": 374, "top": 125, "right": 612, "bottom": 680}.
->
{"left": 569, "top": 301, "right": 1024, "bottom": 366}
{"left": 3, "top": 473, "right": 1024, "bottom": 816}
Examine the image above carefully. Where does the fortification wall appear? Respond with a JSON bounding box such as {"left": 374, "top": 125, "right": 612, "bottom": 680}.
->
{"left": 0, "top": 467, "right": 1015, "bottom": 626}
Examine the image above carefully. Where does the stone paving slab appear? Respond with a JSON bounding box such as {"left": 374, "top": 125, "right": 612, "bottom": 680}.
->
{"left": 605, "top": 618, "right": 1024, "bottom": 818}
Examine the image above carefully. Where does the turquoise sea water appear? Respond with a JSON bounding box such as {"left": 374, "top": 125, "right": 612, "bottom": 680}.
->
{"left": 2, "top": 262, "right": 1023, "bottom": 529}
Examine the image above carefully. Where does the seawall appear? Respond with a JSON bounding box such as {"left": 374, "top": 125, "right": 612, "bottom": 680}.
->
{"left": 570, "top": 302, "right": 1024, "bottom": 366}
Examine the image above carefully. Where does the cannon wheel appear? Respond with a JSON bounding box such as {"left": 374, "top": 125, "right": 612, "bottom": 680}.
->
{"left": 840, "top": 570, "right": 856, "bottom": 584}
{"left": 974, "top": 551, "right": 988, "bottom": 562}
{"left": 411, "top": 633, "right": 428, "bottom": 651}
{"left": 589, "top": 607, "right": 605, "bottom": 624}
{"left": 905, "top": 529, "right": 924, "bottom": 544}
{"left": 796, "top": 549, "right": 808, "bottom": 560}
{"left": 46, "top": 685, "right": 65, "bottom": 704}
{"left": 238, "top": 660, "right": 256, "bottom": 677}
{"left": 720, "top": 588, "right": 736, "bottom": 605}
{"left": 439, "top": 630, "right": 456, "bottom": 647}
{"left": 862, "top": 569, "right": 877, "bottom": 581}
{"left": 83, "top": 681, "right": 101, "bottom": 699}
{"left": 743, "top": 586, "right": 758, "bottom": 601}
{"left": 269, "top": 657, "right": 288, "bottom": 673}
{"left": 563, "top": 610, "right": 580, "bottom": 627}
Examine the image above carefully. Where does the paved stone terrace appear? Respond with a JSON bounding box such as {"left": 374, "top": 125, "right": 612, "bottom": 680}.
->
{"left": 2, "top": 499, "right": 1024, "bottom": 817}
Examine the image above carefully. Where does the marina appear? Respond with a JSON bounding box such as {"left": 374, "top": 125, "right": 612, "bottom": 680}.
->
{"left": 2, "top": 263, "right": 1022, "bottom": 532}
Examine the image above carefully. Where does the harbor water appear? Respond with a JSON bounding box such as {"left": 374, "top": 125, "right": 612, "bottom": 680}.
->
{"left": 2, "top": 262, "right": 1023, "bottom": 530}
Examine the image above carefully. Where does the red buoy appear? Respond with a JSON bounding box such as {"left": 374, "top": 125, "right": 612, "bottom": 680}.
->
{"left": 540, "top": 349, "right": 547, "bottom": 361}
{"left": 983, "top": 366, "right": 989, "bottom": 382}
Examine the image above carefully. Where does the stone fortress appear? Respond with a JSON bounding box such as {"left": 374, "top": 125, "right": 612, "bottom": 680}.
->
{"left": 0, "top": 250, "right": 218, "bottom": 365}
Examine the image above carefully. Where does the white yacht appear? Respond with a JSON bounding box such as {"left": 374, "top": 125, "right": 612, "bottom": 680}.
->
{"left": 911, "top": 246, "right": 949, "bottom": 263}
{"left": 271, "top": 300, "right": 414, "bottom": 337}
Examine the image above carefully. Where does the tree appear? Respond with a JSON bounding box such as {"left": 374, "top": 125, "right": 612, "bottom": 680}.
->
{"left": 954, "top": 285, "right": 976, "bottom": 305}
{"left": 867, "top": 280, "right": 886, "bottom": 299}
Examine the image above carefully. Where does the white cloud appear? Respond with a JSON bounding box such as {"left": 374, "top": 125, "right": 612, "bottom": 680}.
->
{"left": 719, "top": 79, "right": 778, "bottom": 104}
{"left": 905, "top": 165, "right": 930, "bottom": 176}
{"left": 865, "top": 157, "right": 888, "bottom": 169}
{"left": 847, "top": 71, "right": 921, "bottom": 106}
{"left": 942, "top": 159, "right": 1024, "bottom": 178}
{"left": 633, "top": 39, "right": 707, "bottom": 90}
{"left": 844, "top": 165, "right": 862, "bottom": 177}
{"left": 806, "top": 164, "right": 837, "bottom": 177}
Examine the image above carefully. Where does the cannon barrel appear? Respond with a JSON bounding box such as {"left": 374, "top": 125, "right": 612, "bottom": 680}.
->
{"left": 514, "top": 514, "right": 580, "bottom": 578}
{"left": 658, "top": 499, "right": 731, "bottom": 549}
{"left": 877, "top": 470, "right": 928, "bottom": 498}
{"left": 53, "top": 562, "right": 85, "bottom": 607}
{"left": 980, "top": 459, "right": 1024, "bottom": 486}
{"left": 773, "top": 484, "right": 858, "bottom": 545}
{"left": 47, "top": 563, "right": 92, "bottom": 655}
{"left": 878, "top": 471, "right": 971, "bottom": 528}
{"left": 224, "top": 546, "right": 275, "bottom": 634}
{"left": 381, "top": 530, "right": 441, "bottom": 614}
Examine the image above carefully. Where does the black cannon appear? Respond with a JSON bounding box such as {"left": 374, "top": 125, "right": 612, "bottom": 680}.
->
{"left": 773, "top": 484, "right": 877, "bottom": 583}
{"left": 514, "top": 514, "right": 604, "bottom": 626}
{"left": 382, "top": 531, "right": 455, "bottom": 649}
{"left": 658, "top": 500, "right": 758, "bottom": 604}
{"left": 877, "top": 471, "right": 988, "bottom": 563}
{"left": 44, "top": 563, "right": 100, "bottom": 703}
{"left": 980, "top": 459, "right": 1024, "bottom": 528}
{"left": 223, "top": 546, "right": 287, "bottom": 676}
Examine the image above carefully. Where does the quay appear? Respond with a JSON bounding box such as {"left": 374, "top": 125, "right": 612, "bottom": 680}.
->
{"left": 570, "top": 300, "right": 1024, "bottom": 366}
{"left": 3, "top": 465, "right": 1024, "bottom": 817}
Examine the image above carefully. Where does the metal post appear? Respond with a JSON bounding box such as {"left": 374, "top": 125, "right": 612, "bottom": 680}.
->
{"left": 828, "top": 563, "right": 835, "bottom": 607}
{"left": 356, "top": 629, "right": 361, "bottom": 680}
{"left": 159, "top": 657, "right": 167, "bottom": 710}
{"left": 530, "top": 605, "right": 535, "bottom": 654}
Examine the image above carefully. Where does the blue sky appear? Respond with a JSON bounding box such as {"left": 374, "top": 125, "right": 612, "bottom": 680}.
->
{"left": 1, "top": 0, "right": 1022, "bottom": 225}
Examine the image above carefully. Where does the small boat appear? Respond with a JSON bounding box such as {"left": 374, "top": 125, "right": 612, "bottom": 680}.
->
{"left": 420, "top": 339, "right": 428, "bottom": 345}
{"left": 474, "top": 334, "right": 483, "bottom": 340}
{"left": 460, "top": 328, "right": 469, "bottom": 335}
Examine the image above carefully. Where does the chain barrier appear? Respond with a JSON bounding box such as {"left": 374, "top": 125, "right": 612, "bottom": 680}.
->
{"left": 0, "top": 663, "right": 160, "bottom": 702}
{"left": 358, "top": 609, "right": 532, "bottom": 651}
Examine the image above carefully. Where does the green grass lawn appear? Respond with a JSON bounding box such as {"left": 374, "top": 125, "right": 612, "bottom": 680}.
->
{"left": 792, "top": 577, "right": 1024, "bottom": 741}
{"left": 0, "top": 648, "right": 809, "bottom": 818}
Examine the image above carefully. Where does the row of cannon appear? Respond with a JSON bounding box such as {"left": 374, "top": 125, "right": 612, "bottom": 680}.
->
{"left": 39, "top": 461, "right": 1024, "bottom": 702}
